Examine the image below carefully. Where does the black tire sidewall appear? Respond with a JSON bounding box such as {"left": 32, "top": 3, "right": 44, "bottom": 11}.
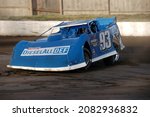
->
{"left": 83, "top": 48, "right": 92, "bottom": 69}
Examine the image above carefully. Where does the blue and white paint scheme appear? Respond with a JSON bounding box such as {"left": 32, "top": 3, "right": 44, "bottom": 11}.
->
{"left": 7, "top": 17, "right": 125, "bottom": 71}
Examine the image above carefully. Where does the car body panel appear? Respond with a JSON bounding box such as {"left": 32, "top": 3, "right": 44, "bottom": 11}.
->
{"left": 7, "top": 17, "right": 125, "bottom": 71}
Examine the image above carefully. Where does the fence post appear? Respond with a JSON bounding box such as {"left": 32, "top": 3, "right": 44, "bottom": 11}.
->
{"left": 28, "top": 0, "right": 32, "bottom": 15}
{"left": 108, "top": 0, "right": 110, "bottom": 15}
{"left": 59, "top": 0, "right": 63, "bottom": 15}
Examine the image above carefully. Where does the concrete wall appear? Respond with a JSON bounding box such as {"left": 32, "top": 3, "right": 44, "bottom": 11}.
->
{"left": 0, "top": 0, "right": 32, "bottom": 16}
{"left": 0, "top": 21, "right": 62, "bottom": 36}
{"left": 0, "top": 21, "right": 150, "bottom": 36}
{"left": 63, "top": 0, "right": 109, "bottom": 15}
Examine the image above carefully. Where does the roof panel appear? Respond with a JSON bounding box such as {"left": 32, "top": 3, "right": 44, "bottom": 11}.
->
{"left": 56, "top": 19, "right": 92, "bottom": 28}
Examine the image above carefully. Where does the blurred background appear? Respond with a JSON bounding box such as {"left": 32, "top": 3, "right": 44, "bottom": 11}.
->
{"left": 0, "top": 0, "right": 149, "bottom": 16}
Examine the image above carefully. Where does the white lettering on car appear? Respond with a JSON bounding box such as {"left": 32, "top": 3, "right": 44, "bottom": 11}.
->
{"left": 21, "top": 46, "right": 70, "bottom": 56}
{"left": 99, "top": 30, "right": 111, "bottom": 50}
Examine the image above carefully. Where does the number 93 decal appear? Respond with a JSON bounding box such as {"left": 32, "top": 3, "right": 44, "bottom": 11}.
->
{"left": 99, "top": 30, "right": 111, "bottom": 50}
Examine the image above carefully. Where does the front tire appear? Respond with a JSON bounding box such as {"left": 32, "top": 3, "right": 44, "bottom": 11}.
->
{"left": 83, "top": 48, "right": 92, "bottom": 70}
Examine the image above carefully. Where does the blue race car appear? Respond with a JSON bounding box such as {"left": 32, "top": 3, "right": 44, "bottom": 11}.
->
{"left": 7, "top": 17, "right": 125, "bottom": 71}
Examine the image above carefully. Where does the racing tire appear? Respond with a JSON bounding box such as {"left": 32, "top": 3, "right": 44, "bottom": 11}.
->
{"left": 83, "top": 48, "right": 92, "bottom": 70}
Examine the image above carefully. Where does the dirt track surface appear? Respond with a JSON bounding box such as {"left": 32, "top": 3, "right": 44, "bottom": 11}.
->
{"left": 0, "top": 36, "right": 150, "bottom": 100}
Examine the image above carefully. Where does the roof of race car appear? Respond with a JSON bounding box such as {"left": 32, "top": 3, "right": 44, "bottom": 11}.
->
{"left": 54, "top": 17, "right": 116, "bottom": 28}
{"left": 55, "top": 19, "right": 92, "bottom": 28}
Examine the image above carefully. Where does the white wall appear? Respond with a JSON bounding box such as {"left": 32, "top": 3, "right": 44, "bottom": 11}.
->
{"left": 0, "top": 21, "right": 150, "bottom": 36}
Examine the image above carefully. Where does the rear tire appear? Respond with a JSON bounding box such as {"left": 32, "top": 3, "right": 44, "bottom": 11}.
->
{"left": 83, "top": 48, "right": 92, "bottom": 70}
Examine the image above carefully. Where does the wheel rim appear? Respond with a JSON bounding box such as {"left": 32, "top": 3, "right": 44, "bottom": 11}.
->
{"left": 84, "top": 48, "right": 91, "bottom": 69}
{"left": 85, "top": 52, "right": 90, "bottom": 65}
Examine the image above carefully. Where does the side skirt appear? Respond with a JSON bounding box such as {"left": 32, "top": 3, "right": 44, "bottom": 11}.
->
{"left": 92, "top": 51, "right": 117, "bottom": 62}
{"left": 7, "top": 62, "right": 86, "bottom": 72}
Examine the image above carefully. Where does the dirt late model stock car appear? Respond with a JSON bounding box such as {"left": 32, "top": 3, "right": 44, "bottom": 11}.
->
{"left": 7, "top": 17, "right": 125, "bottom": 71}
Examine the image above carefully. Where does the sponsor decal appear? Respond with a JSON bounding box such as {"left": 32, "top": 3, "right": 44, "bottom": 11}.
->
{"left": 21, "top": 46, "right": 70, "bottom": 56}
{"left": 91, "top": 39, "right": 98, "bottom": 46}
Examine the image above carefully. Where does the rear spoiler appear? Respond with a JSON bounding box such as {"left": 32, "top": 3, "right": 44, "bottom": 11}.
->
{"left": 96, "top": 17, "right": 116, "bottom": 26}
